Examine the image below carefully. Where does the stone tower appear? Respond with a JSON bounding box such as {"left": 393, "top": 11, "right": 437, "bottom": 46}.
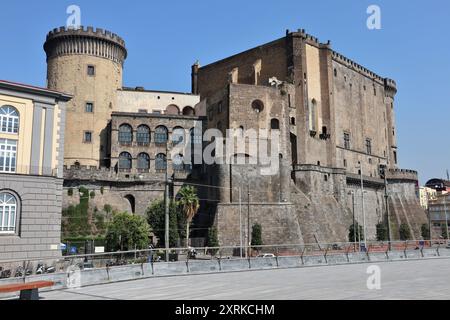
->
{"left": 44, "top": 26, "right": 127, "bottom": 167}
{"left": 384, "top": 78, "right": 398, "bottom": 169}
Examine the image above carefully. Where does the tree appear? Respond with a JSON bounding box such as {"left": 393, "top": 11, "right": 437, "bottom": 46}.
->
{"left": 399, "top": 223, "right": 411, "bottom": 241}
{"left": 348, "top": 222, "right": 364, "bottom": 243}
{"left": 376, "top": 222, "right": 388, "bottom": 241}
{"left": 146, "top": 200, "right": 180, "bottom": 247}
{"left": 105, "top": 212, "right": 150, "bottom": 252}
{"left": 207, "top": 227, "right": 219, "bottom": 255}
{"left": 177, "top": 186, "right": 200, "bottom": 248}
{"left": 421, "top": 224, "right": 430, "bottom": 240}
{"left": 441, "top": 224, "right": 449, "bottom": 239}
{"left": 251, "top": 224, "right": 263, "bottom": 249}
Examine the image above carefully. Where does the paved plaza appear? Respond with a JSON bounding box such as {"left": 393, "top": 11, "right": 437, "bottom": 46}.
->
{"left": 40, "top": 258, "right": 450, "bottom": 300}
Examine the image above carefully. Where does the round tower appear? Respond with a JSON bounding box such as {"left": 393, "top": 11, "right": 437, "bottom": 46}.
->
{"left": 44, "top": 26, "right": 127, "bottom": 168}
{"left": 384, "top": 78, "right": 398, "bottom": 169}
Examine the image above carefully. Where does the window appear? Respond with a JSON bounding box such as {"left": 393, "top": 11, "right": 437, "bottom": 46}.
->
{"left": 251, "top": 100, "right": 264, "bottom": 113}
{"left": 0, "top": 106, "right": 19, "bottom": 134}
{"left": 334, "top": 69, "right": 337, "bottom": 77}
{"left": 118, "top": 152, "right": 132, "bottom": 171}
{"left": 271, "top": 119, "right": 280, "bottom": 130}
{"left": 0, "top": 139, "right": 17, "bottom": 173}
{"left": 344, "top": 159, "right": 347, "bottom": 168}
{"left": 393, "top": 151, "right": 398, "bottom": 164}
{"left": 166, "top": 105, "right": 180, "bottom": 115}
{"left": 138, "top": 109, "right": 148, "bottom": 114}
{"left": 172, "top": 127, "right": 185, "bottom": 145}
{"left": 218, "top": 101, "right": 223, "bottom": 114}
{"left": 344, "top": 133, "right": 350, "bottom": 150}
{"left": 173, "top": 154, "right": 185, "bottom": 171}
{"left": 155, "top": 153, "right": 167, "bottom": 171}
{"left": 190, "top": 128, "right": 202, "bottom": 145}
{"left": 309, "top": 99, "right": 317, "bottom": 132}
{"left": 136, "top": 125, "right": 150, "bottom": 145}
{"left": 137, "top": 153, "right": 150, "bottom": 172}
{"left": 0, "top": 192, "right": 17, "bottom": 233}
{"left": 366, "top": 139, "right": 372, "bottom": 155}
{"left": 87, "top": 65, "right": 95, "bottom": 76}
{"left": 290, "top": 117, "right": 296, "bottom": 125}
{"left": 83, "top": 131, "right": 92, "bottom": 143}
{"left": 118, "top": 124, "right": 133, "bottom": 145}
{"left": 183, "top": 106, "right": 195, "bottom": 116}
{"left": 155, "top": 126, "right": 168, "bottom": 144}
{"left": 85, "top": 102, "right": 94, "bottom": 113}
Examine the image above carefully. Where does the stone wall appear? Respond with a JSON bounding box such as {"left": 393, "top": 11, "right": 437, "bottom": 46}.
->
{"left": 0, "top": 174, "right": 63, "bottom": 261}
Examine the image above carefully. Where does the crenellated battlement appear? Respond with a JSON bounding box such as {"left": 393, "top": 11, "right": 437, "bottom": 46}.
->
{"left": 386, "top": 168, "right": 418, "bottom": 182}
{"left": 44, "top": 26, "right": 127, "bottom": 64}
{"left": 384, "top": 78, "right": 397, "bottom": 97}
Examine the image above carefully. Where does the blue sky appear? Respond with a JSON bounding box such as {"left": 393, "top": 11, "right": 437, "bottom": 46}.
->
{"left": 0, "top": 0, "right": 448, "bottom": 184}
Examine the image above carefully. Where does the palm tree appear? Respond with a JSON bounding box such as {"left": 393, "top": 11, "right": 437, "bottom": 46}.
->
{"left": 178, "top": 186, "right": 200, "bottom": 248}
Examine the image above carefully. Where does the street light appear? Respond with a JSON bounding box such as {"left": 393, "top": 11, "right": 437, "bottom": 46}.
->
{"left": 348, "top": 190, "right": 357, "bottom": 250}
{"left": 356, "top": 162, "right": 366, "bottom": 249}
{"left": 380, "top": 164, "right": 392, "bottom": 251}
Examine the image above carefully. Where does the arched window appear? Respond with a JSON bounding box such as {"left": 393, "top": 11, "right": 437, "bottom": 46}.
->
{"left": 309, "top": 99, "right": 317, "bottom": 132}
{"left": 118, "top": 152, "right": 132, "bottom": 171}
{"left": 0, "top": 106, "right": 19, "bottom": 134}
{"left": 166, "top": 105, "right": 180, "bottom": 115}
{"left": 118, "top": 124, "right": 133, "bottom": 145}
{"left": 155, "top": 153, "right": 167, "bottom": 171}
{"left": 136, "top": 125, "right": 150, "bottom": 145}
{"left": 182, "top": 106, "right": 195, "bottom": 116}
{"left": 137, "top": 153, "right": 150, "bottom": 172}
{"left": 0, "top": 192, "right": 17, "bottom": 233}
{"left": 271, "top": 119, "right": 280, "bottom": 130}
{"left": 173, "top": 154, "right": 185, "bottom": 171}
{"left": 172, "top": 127, "right": 185, "bottom": 145}
{"left": 190, "top": 128, "right": 202, "bottom": 145}
{"left": 251, "top": 100, "right": 264, "bottom": 113}
{"left": 155, "top": 126, "right": 168, "bottom": 144}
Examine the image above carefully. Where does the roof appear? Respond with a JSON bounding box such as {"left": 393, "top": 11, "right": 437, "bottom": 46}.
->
{"left": 120, "top": 87, "right": 198, "bottom": 97}
{"left": 0, "top": 80, "right": 72, "bottom": 101}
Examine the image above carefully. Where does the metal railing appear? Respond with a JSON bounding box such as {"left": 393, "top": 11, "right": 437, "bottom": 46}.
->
{"left": 0, "top": 239, "right": 447, "bottom": 281}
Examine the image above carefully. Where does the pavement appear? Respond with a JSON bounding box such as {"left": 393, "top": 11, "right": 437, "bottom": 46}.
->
{"left": 40, "top": 258, "right": 450, "bottom": 300}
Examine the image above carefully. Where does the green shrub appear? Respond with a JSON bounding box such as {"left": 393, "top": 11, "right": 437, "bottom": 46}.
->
{"left": 251, "top": 224, "right": 263, "bottom": 249}
{"left": 376, "top": 222, "right": 388, "bottom": 241}
{"left": 421, "top": 224, "right": 430, "bottom": 240}
{"left": 105, "top": 212, "right": 150, "bottom": 252}
{"left": 399, "top": 223, "right": 411, "bottom": 241}
{"left": 90, "top": 191, "right": 96, "bottom": 199}
{"left": 348, "top": 222, "right": 364, "bottom": 242}
{"left": 100, "top": 186, "right": 105, "bottom": 195}
{"left": 68, "top": 188, "right": 74, "bottom": 197}
{"left": 207, "top": 227, "right": 219, "bottom": 255}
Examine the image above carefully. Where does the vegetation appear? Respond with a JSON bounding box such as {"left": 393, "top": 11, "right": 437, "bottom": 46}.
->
{"left": 62, "top": 186, "right": 114, "bottom": 239}
{"left": 100, "top": 186, "right": 105, "bottom": 195}
{"left": 348, "top": 222, "right": 364, "bottom": 243}
{"left": 68, "top": 188, "right": 74, "bottom": 197}
{"left": 399, "top": 223, "right": 412, "bottom": 241}
{"left": 421, "top": 224, "right": 430, "bottom": 240}
{"left": 90, "top": 190, "right": 96, "bottom": 199}
{"left": 146, "top": 200, "right": 182, "bottom": 247}
{"left": 207, "top": 227, "right": 219, "bottom": 255}
{"left": 441, "top": 224, "right": 449, "bottom": 239}
{"left": 251, "top": 224, "right": 263, "bottom": 249}
{"left": 177, "top": 186, "right": 200, "bottom": 248}
{"left": 105, "top": 212, "right": 150, "bottom": 252}
{"left": 376, "top": 222, "right": 388, "bottom": 241}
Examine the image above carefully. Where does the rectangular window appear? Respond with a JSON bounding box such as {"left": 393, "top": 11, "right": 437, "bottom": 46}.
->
{"left": 218, "top": 101, "right": 223, "bottom": 114}
{"left": 344, "top": 133, "right": 350, "bottom": 150}
{"left": 87, "top": 65, "right": 95, "bottom": 76}
{"left": 84, "top": 131, "right": 93, "bottom": 143}
{"left": 85, "top": 102, "right": 94, "bottom": 113}
{"left": 0, "top": 139, "right": 17, "bottom": 173}
{"left": 366, "top": 139, "right": 372, "bottom": 155}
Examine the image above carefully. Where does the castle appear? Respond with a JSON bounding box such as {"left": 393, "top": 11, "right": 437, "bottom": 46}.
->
{"left": 44, "top": 26, "right": 427, "bottom": 246}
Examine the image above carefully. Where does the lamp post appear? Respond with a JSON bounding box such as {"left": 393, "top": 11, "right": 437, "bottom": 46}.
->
{"left": 164, "top": 139, "right": 171, "bottom": 262}
{"left": 348, "top": 190, "right": 357, "bottom": 250}
{"left": 380, "top": 165, "right": 392, "bottom": 251}
{"left": 357, "top": 162, "right": 366, "bottom": 249}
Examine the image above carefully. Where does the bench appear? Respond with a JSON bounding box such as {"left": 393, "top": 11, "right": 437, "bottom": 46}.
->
{"left": 0, "top": 281, "right": 54, "bottom": 300}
